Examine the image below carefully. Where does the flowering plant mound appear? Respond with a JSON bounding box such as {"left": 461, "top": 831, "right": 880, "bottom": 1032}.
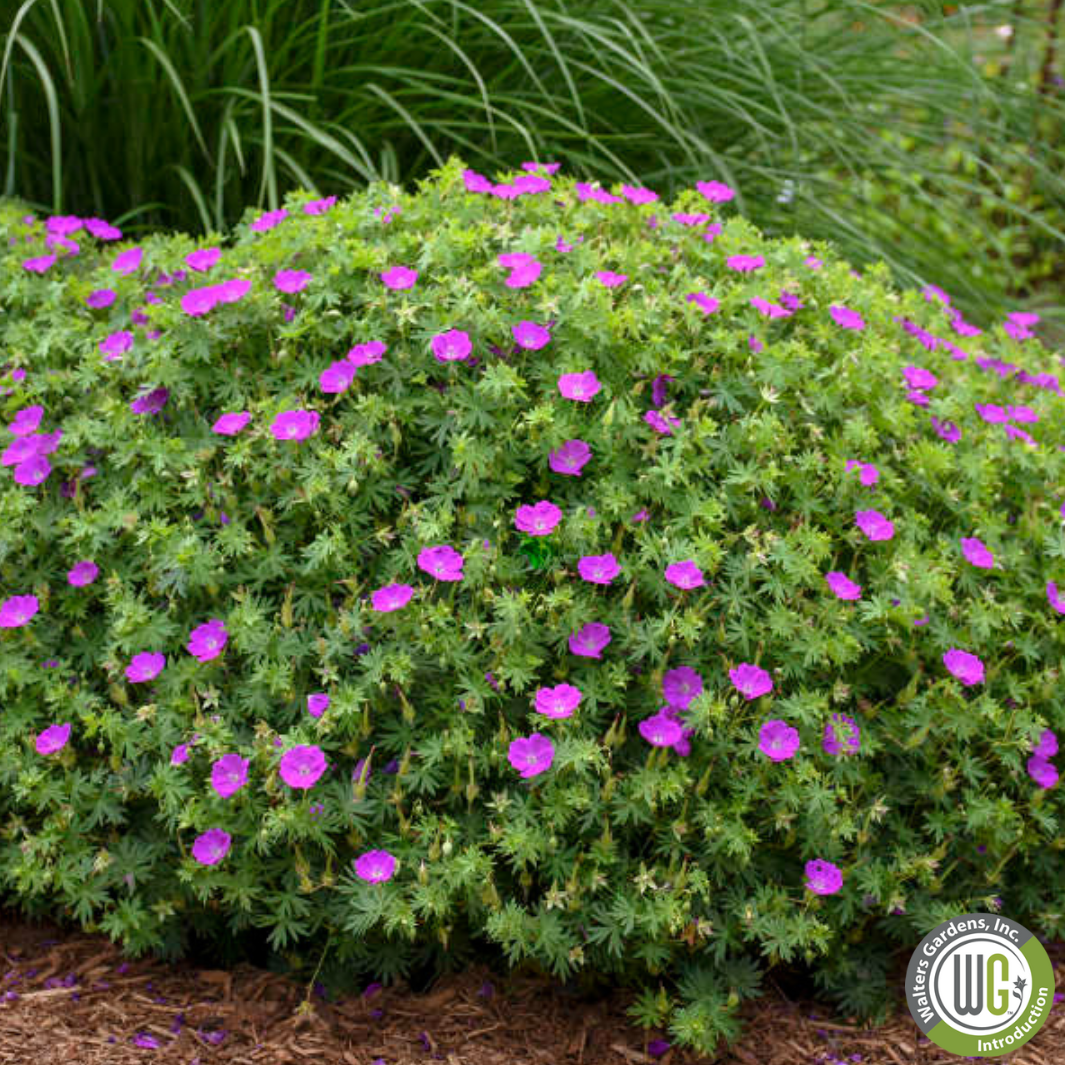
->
{"left": 1, "top": 159, "right": 1063, "bottom": 1054}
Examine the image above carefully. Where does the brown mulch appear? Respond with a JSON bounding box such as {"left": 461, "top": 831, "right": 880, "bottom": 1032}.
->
{"left": 1, "top": 908, "right": 1064, "bottom": 1065}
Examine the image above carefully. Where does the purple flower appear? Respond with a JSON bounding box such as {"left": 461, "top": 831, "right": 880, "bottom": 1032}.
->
{"left": 577, "top": 553, "right": 620, "bottom": 584}
{"left": 126, "top": 652, "right": 166, "bottom": 683}
{"left": 320, "top": 360, "right": 357, "bottom": 394}
{"left": 99, "top": 331, "right": 133, "bottom": 361}
{"left": 417, "top": 545, "right": 464, "bottom": 581}
{"left": 823, "top": 713, "right": 860, "bottom": 756}
{"left": 270, "top": 409, "right": 319, "bottom": 441}
{"left": 930, "top": 416, "right": 961, "bottom": 443}
{"left": 111, "top": 247, "right": 143, "bottom": 275}
{"left": 903, "top": 366, "right": 937, "bottom": 390}
{"left": 181, "top": 284, "right": 221, "bottom": 317}
{"left": 431, "top": 329, "right": 472, "bottom": 362}
{"left": 0, "top": 594, "right": 39, "bottom": 628}
{"left": 370, "top": 583, "right": 414, "bottom": 612}
{"left": 250, "top": 208, "right": 288, "bottom": 232}
{"left": 647, "top": 1039, "right": 671, "bottom": 1058}
{"left": 187, "top": 618, "right": 228, "bottom": 662}
{"left": 130, "top": 388, "right": 169, "bottom": 415}
{"left": 727, "top": 254, "right": 764, "bottom": 273}
{"left": 355, "top": 850, "right": 396, "bottom": 883}
{"left": 23, "top": 254, "right": 57, "bottom": 274}
{"left": 686, "top": 292, "right": 720, "bottom": 315}
{"left": 569, "top": 622, "right": 611, "bottom": 658}
{"left": 171, "top": 744, "right": 190, "bottom": 766}
{"left": 348, "top": 340, "right": 387, "bottom": 366}
{"left": 960, "top": 537, "right": 994, "bottom": 569}
{"left": 758, "top": 720, "right": 800, "bottom": 761}
{"left": 855, "top": 509, "right": 895, "bottom": 541}
{"left": 557, "top": 371, "right": 601, "bottom": 402}
{"left": 664, "top": 560, "right": 705, "bottom": 589}
{"left": 212, "top": 411, "right": 251, "bottom": 435}
{"left": 696, "top": 180, "right": 735, "bottom": 203}
{"left": 514, "top": 500, "right": 562, "bottom": 536}
{"left": 943, "top": 648, "right": 985, "bottom": 687}
{"left": 730, "top": 663, "right": 773, "bottom": 700}
{"left": 36, "top": 723, "right": 71, "bottom": 755}
{"left": 308, "top": 693, "right": 330, "bottom": 718}
{"left": 185, "top": 247, "right": 221, "bottom": 272}
{"left": 639, "top": 713, "right": 683, "bottom": 748}
{"left": 9, "top": 405, "right": 43, "bottom": 436}
{"left": 535, "top": 683, "right": 582, "bottom": 719}
{"left": 274, "top": 269, "right": 312, "bottom": 294}
{"left": 1027, "top": 756, "right": 1058, "bottom": 789}
{"left": 1047, "top": 582, "right": 1065, "bottom": 614}
{"left": 381, "top": 266, "right": 417, "bottom": 290}
{"left": 211, "top": 754, "right": 249, "bottom": 798}
{"left": 192, "top": 828, "right": 231, "bottom": 866}
{"left": 279, "top": 744, "right": 327, "bottom": 789}
{"left": 804, "top": 859, "right": 843, "bottom": 895}
{"left": 595, "top": 270, "right": 627, "bottom": 288}
{"left": 512, "top": 321, "right": 551, "bottom": 350}
{"left": 829, "top": 305, "right": 865, "bottom": 331}
{"left": 508, "top": 733, "right": 555, "bottom": 778}
{"left": 15, "top": 453, "right": 51, "bottom": 486}
{"left": 825, "top": 572, "right": 862, "bottom": 601}
{"left": 663, "top": 666, "right": 703, "bottom": 710}
{"left": 548, "top": 439, "right": 591, "bottom": 476}
{"left": 304, "top": 196, "right": 336, "bottom": 215}
{"left": 1033, "top": 729, "right": 1058, "bottom": 759}
{"left": 86, "top": 288, "right": 116, "bottom": 309}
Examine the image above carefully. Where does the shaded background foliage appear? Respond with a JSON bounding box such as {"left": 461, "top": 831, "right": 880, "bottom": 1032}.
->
{"left": 1, "top": 0, "right": 1063, "bottom": 340}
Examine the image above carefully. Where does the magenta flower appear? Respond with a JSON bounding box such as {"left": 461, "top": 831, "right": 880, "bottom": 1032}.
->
{"left": 645, "top": 410, "right": 680, "bottom": 435}
{"left": 750, "top": 297, "right": 791, "bottom": 318}
{"left": 855, "top": 510, "right": 895, "bottom": 541}
{"left": 672, "top": 212, "right": 710, "bottom": 225}
{"left": 535, "top": 683, "right": 582, "bottom": 719}
{"left": 825, "top": 572, "right": 862, "bottom": 601}
{"left": 696, "top": 180, "right": 735, "bottom": 203}
{"left": 548, "top": 439, "right": 591, "bottom": 476}
{"left": 187, "top": 618, "right": 228, "bottom": 662}
{"left": 975, "top": 403, "right": 1008, "bottom": 424}
{"left": 0, "top": 595, "right": 38, "bottom": 628}
{"left": 192, "top": 828, "right": 231, "bottom": 866}
{"left": 1007, "top": 405, "right": 1039, "bottom": 424}
{"left": 15, "top": 454, "right": 51, "bottom": 486}
{"left": 126, "top": 652, "right": 165, "bottom": 683}
{"left": 181, "top": 284, "right": 221, "bottom": 317}
{"left": 822, "top": 713, "right": 860, "bottom": 756}
{"left": 381, "top": 266, "right": 417, "bottom": 290}
{"left": 903, "top": 366, "right": 937, "bottom": 390}
{"left": 304, "top": 196, "right": 336, "bottom": 215}
{"left": 320, "top": 360, "right": 357, "bottom": 394}
{"left": 686, "top": 292, "right": 720, "bottom": 315}
{"left": 639, "top": 713, "right": 683, "bottom": 748}
{"left": 212, "top": 411, "right": 251, "bottom": 435}
{"left": 417, "top": 545, "right": 464, "bottom": 581}
{"left": 274, "top": 269, "right": 312, "bottom": 294}
{"left": 960, "top": 537, "right": 994, "bottom": 569}
{"left": 663, "top": 666, "right": 703, "bottom": 710}
{"left": 370, "top": 583, "right": 415, "bottom": 612}
{"left": 347, "top": 340, "right": 387, "bottom": 366}
{"left": 99, "top": 331, "right": 133, "bottom": 361}
{"left": 211, "top": 754, "right": 249, "bottom": 798}
{"left": 507, "top": 733, "right": 555, "bottom": 778}
{"left": 1027, "top": 756, "right": 1058, "bottom": 789}
{"left": 270, "top": 410, "right": 319, "bottom": 441}
{"left": 86, "top": 288, "right": 116, "bottom": 309}
{"left": 726, "top": 254, "right": 764, "bottom": 273}
{"left": 217, "top": 278, "right": 251, "bottom": 304}
{"left": 569, "top": 621, "right": 611, "bottom": 658}
{"left": 930, "top": 416, "right": 961, "bottom": 443}
{"left": 943, "top": 648, "right": 985, "bottom": 687}
{"left": 514, "top": 500, "right": 562, "bottom": 536}
{"left": 804, "top": 859, "right": 843, "bottom": 896}
{"left": 9, "top": 405, "right": 43, "bottom": 436}
{"left": 512, "top": 321, "right": 551, "bottom": 350}
{"left": 620, "top": 184, "right": 658, "bottom": 204}
{"left": 1, "top": 437, "right": 39, "bottom": 467}
{"left": 730, "top": 663, "right": 773, "bottom": 700}
{"left": 84, "top": 217, "right": 122, "bottom": 240}
{"left": 111, "top": 247, "right": 143, "bottom": 275}
{"left": 758, "top": 720, "right": 800, "bottom": 761}
{"left": 578, "top": 553, "right": 620, "bottom": 584}
{"left": 279, "top": 744, "right": 327, "bottom": 790}
{"left": 595, "top": 270, "right": 627, "bottom": 288}
{"left": 844, "top": 460, "right": 879, "bottom": 487}
{"left": 308, "top": 693, "right": 330, "bottom": 718}
{"left": 557, "top": 371, "right": 601, "bottom": 402}
{"left": 355, "top": 849, "right": 396, "bottom": 883}
{"left": 1047, "top": 581, "right": 1065, "bottom": 614}
{"left": 830, "top": 305, "right": 865, "bottom": 330}
{"left": 250, "top": 208, "right": 288, "bottom": 232}
{"left": 664, "top": 560, "right": 705, "bottom": 590}
{"left": 431, "top": 329, "right": 472, "bottom": 362}
{"left": 36, "top": 723, "right": 71, "bottom": 756}
{"left": 67, "top": 560, "right": 99, "bottom": 587}
{"left": 23, "top": 254, "right": 57, "bottom": 273}
{"left": 171, "top": 744, "right": 190, "bottom": 766}
{"left": 500, "top": 254, "right": 542, "bottom": 288}
{"left": 185, "top": 247, "right": 221, "bottom": 272}
{"left": 1033, "top": 729, "right": 1058, "bottom": 759}
{"left": 130, "top": 388, "right": 169, "bottom": 415}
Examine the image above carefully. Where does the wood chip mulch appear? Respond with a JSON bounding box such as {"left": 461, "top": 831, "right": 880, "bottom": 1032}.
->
{"left": 2, "top": 907, "right": 1064, "bottom": 1065}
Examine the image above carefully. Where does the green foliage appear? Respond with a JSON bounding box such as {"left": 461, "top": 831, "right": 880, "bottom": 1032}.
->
{"left": 0, "top": 159, "right": 1064, "bottom": 1055}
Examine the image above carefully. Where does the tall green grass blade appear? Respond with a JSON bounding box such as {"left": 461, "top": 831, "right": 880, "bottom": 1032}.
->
{"left": 137, "top": 36, "right": 210, "bottom": 162}
{"left": 245, "top": 24, "right": 277, "bottom": 210}
{"left": 171, "top": 163, "right": 212, "bottom": 233}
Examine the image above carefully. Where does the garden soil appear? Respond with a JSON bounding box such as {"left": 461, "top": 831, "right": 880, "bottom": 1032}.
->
{"left": 1, "top": 907, "right": 1063, "bottom": 1064}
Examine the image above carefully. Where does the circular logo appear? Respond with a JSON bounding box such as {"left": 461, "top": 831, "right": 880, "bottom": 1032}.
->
{"left": 905, "top": 913, "right": 1054, "bottom": 1056}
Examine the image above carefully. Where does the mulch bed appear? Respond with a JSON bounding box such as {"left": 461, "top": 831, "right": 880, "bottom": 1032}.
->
{"left": 1, "top": 907, "right": 1064, "bottom": 1064}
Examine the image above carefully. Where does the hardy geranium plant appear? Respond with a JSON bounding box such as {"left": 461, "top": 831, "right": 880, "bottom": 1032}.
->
{"left": 0, "top": 157, "right": 1063, "bottom": 1054}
